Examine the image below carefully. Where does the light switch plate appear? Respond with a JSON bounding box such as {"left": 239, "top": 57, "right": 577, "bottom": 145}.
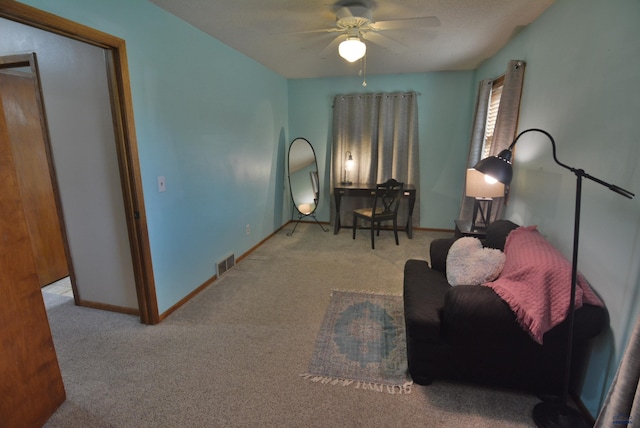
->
{"left": 157, "top": 176, "right": 166, "bottom": 192}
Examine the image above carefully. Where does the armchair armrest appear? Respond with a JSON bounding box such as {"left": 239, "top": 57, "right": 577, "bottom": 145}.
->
{"left": 430, "top": 238, "right": 456, "bottom": 273}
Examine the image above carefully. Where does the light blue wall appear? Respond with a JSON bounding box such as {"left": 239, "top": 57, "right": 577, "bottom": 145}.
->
{"left": 19, "top": 0, "right": 290, "bottom": 313}
{"left": 476, "top": 0, "right": 640, "bottom": 417}
{"left": 288, "top": 72, "right": 476, "bottom": 229}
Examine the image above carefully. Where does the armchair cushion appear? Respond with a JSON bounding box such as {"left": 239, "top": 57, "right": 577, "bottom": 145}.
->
{"left": 442, "top": 285, "right": 526, "bottom": 346}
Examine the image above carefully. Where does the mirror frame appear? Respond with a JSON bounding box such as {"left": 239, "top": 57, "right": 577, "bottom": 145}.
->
{"left": 287, "top": 137, "right": 319, "bottom": 216}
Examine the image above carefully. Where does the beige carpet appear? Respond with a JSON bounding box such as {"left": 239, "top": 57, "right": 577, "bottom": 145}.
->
{"left": 43, "top": 223, "right": 540, "bottom": 427}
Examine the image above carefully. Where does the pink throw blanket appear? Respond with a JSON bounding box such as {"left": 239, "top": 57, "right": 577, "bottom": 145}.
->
{"left": 483, "top": 226, "right": 603, "bottom": 344}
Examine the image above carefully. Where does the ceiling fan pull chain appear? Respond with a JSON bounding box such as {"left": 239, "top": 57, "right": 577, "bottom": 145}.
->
{"left": 362, "top": 54, "right": 367, "bottom": 87}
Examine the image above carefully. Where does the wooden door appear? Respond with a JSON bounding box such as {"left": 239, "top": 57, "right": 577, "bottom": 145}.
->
{"left": 0, "top": 84, "right": 65, "bottom": 428}
{"left": 0, "top": 58, "right": 69, "bottom": 286}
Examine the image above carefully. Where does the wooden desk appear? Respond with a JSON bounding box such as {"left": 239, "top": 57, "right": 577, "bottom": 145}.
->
{"left": 333, "top": 183, "right": 417, "bottom": 238}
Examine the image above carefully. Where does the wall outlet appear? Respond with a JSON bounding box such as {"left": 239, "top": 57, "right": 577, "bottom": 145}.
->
{"left": 157, "top": 176, "right": 166, "bottom": 192}
{"left": 245, "top": 224, "right": 250, "bottom": 235}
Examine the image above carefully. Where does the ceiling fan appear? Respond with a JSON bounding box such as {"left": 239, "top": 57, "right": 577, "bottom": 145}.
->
{"left": 293, "top": 2, "right": 441, "bottom": 63}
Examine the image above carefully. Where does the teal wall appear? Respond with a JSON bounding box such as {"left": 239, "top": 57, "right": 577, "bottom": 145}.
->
{"left": 19, "top": 0, "right": 290, "bottom": 313}
{"left": 288, "top": 72, "right": 476, "bottom": 229}
{"left": 15, "top": 0, "right": 640, "bottom": 417}
{"left": 475, "top": 0, "right": 640, "bottom": 417}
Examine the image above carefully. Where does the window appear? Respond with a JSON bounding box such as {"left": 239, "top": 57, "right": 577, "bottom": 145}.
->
{"left": 459, "top": 60, "right": 525, "bottom": 221}
{"left": 481, "top": 75, "right": 504, "bottom": 159}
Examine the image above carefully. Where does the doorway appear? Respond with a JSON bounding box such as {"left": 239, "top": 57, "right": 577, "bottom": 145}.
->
{"left": 0, "top": 3, "right": 158, "bottom": 324}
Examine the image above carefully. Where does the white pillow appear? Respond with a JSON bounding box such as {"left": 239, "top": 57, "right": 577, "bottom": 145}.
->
{"left": 446, "top": 237, "right": 506, "bottom": 286}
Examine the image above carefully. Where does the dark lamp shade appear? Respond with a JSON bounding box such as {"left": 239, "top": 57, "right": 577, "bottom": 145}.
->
{"left": 473, "top": 149, "right": 514, "bottom": 185}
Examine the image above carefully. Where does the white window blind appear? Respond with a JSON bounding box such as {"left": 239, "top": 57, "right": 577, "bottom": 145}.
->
{"left": 481, "top": 77, "right": 504, "bottom": 158}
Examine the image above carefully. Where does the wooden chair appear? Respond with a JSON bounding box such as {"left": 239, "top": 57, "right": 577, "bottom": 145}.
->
{"left": 352, "top": 178, "right": 404, "bottom": 249}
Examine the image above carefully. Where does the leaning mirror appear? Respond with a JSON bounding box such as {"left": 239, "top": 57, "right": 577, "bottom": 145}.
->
{"left": 287, "top": 137, "right": 328, "bottom": 235}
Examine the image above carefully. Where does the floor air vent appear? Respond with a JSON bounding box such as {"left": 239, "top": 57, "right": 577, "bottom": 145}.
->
{"left": 217, "top": 254, "right": 235, "bottom": 277}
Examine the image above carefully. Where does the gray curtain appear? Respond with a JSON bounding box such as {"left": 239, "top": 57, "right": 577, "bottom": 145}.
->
{"left": 595, "top": 314, "right": 640, "bottom": 428}
{"left": 458, "top": 79, "right": 493, "bottom": 221}
{"left": 458, "top": 60, "right": 526, "bottom": 222}
{"left": 331, "top": 92, "right": 419, "bottom": 228}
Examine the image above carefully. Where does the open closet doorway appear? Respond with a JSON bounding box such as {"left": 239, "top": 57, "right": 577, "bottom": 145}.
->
{"left": 0, "top": 3, "right": 159, "bottom": 324}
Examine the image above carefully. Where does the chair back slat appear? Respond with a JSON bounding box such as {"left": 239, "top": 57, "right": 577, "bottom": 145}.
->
{"left": 352, "top": 178, "right": 404, "bottom": 249}
{"left": 371, "top": 178, "right": 404, "bottom": 218}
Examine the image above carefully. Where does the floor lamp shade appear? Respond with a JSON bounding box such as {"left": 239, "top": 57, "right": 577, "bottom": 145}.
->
{"left": 474, "top": 150, "right": 513, "bottom": 184}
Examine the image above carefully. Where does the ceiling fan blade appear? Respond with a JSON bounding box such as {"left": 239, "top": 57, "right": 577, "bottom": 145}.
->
{"left": 362, "top": 31, "right": 407, "bottom": 52}
{"left": 272, "top": 27, "right": 342, "bottom": 36}
{"left": 371, "top": 16, "right": 441, "bottom": 31}
{"left": 320, "top": 35, "right": 344, "bottom": 58}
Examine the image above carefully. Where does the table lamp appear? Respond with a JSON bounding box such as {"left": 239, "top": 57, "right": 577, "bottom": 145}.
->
{"left": 342, "top": 151, "right": 355, "bottom": 185}
{"left": 465, "top": 168, "right": 505, "bottom": 229}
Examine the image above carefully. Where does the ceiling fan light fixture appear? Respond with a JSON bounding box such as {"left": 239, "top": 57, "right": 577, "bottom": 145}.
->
{"left": 339, "top": 37, "right": 366, "bottom": 62}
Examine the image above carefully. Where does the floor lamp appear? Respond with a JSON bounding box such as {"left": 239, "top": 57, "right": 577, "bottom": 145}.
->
{"left": 473, "top": 128, "right": 634, "bottom": 428}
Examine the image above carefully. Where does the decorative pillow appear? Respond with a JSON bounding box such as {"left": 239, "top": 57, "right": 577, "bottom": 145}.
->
{"left": 446, "top": 237, "right": 506, "bottom": 286}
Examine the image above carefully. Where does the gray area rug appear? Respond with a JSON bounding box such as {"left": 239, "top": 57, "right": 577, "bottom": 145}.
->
{"left": 302, "top": 290, "right": 412, "bottom": 394}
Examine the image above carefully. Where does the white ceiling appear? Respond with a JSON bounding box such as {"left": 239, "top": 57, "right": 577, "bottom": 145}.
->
{"left": 148, "top": 0, "right": 554, "bottom": 79}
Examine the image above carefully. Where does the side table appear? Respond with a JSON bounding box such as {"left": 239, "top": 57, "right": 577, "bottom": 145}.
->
{"left": 454, "top": 219, "right": 487, "bottom": 239}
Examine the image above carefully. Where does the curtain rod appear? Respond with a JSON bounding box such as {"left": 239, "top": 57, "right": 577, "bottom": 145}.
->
{"left": 335, "top": 91, "right": 421, "bottom": 99}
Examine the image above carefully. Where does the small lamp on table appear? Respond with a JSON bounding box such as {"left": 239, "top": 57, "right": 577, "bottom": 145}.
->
{"left": 342, "top": 151, "right": 355, "bottom": 185}
{"left": 465, "top": 168, "right": 505, "bottom": 230}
